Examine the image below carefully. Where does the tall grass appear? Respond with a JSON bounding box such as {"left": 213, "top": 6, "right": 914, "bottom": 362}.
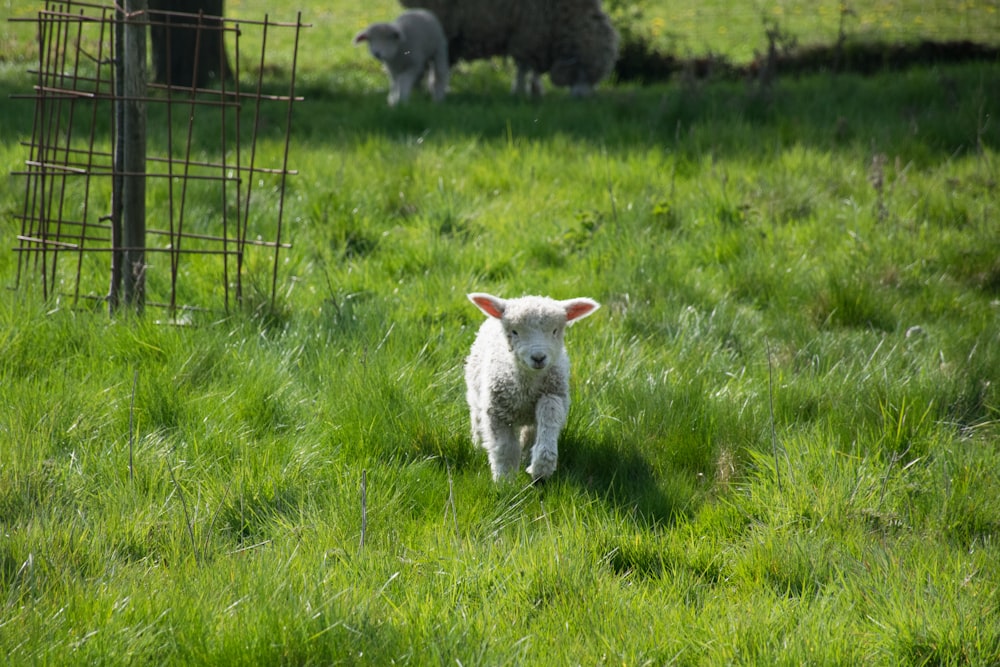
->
{"left": 2, "top": 1, "right": 999, "bottom": 664}
{"left": 629, "top": 0, "right": 1000, "bottom": 62}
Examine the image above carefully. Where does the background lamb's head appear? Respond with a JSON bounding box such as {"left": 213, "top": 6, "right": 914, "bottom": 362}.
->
{"left": 353, "top": 22, "right": 402, "bottom": 63}
{"left": 468, "top": 293, "right": 599, "bottom": 371}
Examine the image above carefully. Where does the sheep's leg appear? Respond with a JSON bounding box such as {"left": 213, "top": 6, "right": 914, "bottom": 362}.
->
{"left": 512, "top": 64, "right": 532, "bottom": 96}
{"left": 390, "top": 69, "right": 419, "bottom": 106}
{"left": 512, "top": 65, "right": 526, "bottom": 95}
{"left": 429, "top": 53, "right": 449, "bottom": 102}
{"left": 469, "top": 409, "right": 482, "bottom": 447}
{"left": 519, "top": 425, "right": 536, "bottom": 464}
{"left": 529, "top": 72, "right": 544, "bottom": 98}
{"left": 512, "top": 65, "right": 544, "bottom": 98}
{"left": 527, "top": 394, "right": 567, "bottom": 481}
{"left": 466, "top": 373, "right": 479, "bottom": 444}
{"left": 485, "top": 419, "right": 520, "bottom": 481}
{"left": 387, "top": 73, "right": 402, "bottom": 107}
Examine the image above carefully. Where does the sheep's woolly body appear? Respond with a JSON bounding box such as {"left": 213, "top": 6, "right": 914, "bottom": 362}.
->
{"left": 399, "top": 0, "right": 618, "bottom": 96}
{"left": 548, "top": 1, "right": 619, "bottom": 92}
{"left": 353, "top": 9, "right": 449, "bottom": 106}
{"left": 465, "top": 293, "right": 599, "bottom": 481}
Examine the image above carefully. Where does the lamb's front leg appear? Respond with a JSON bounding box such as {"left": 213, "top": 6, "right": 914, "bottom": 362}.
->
{"left": 388, "top": 69, "right": 418, "bottom": 106}
{"left": 527, "top": 394, "right": 567, "bottom": 481}
{"left": 485, "top": 418, "right": 520, "bottom": 482}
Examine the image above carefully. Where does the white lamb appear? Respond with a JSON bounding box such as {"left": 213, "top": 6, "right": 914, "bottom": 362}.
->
{"left": 465, "top": 293, "right": 600, "bottom": 482}
{"left": 399, "top": 0, "right": 619, "bottom": 97}
{"left": 353, "top": 9, "right": 450, "bottom": 106}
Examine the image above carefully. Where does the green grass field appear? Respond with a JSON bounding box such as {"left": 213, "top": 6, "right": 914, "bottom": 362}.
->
{"left": 2, "top": 1, "right": 999, "bottom": 664}
{"left": 637, "top": 0, "right": 1000, "bottom": 62}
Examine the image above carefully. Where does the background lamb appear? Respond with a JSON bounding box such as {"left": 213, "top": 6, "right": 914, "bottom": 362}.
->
{"left": 465, "top": 293, "right": 600, "bottom": 482}
{"left": 399, "top": 0, "right": 619, "bottom": 97}
{"left": 353, "top": 9, "right": 450, "bottom": 106}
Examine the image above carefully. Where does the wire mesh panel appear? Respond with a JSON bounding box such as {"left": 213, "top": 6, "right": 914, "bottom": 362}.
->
{"left": 11, "top": 0, "right": 306, "bottom": 315}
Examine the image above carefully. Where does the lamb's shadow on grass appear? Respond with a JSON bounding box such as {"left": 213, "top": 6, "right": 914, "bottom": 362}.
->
{"left": 552, "top": 430, "right": 691, "bottom": 529}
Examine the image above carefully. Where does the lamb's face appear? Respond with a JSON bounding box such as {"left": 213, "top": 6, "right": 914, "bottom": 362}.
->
{"left": 501, "top": 309, "right": 566, "bottom": 372}
{"left": 468, "top": 293, "right": 599, "bottom": 373}
{"left": 358, "top": 23, "right": 402, "bottom": 63}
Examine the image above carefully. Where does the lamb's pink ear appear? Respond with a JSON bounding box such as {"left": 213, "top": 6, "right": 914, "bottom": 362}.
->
{"left": 352, "top": 30, "right": 368, "bottom": 45}
{"left": 468, "top": 293, "right": 506, "bottom": 320}
{"left": 563, "top": 298, "right": 600, "bottom": 324}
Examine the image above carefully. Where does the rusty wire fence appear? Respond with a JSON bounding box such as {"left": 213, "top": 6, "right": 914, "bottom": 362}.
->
{"left": 11, "top": 0, "right": 306, "bottom": 315}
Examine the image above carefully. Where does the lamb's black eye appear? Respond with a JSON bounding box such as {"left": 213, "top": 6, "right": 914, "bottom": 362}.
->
{"left": 510, "top": 330, "right": 518, "bottom": 337}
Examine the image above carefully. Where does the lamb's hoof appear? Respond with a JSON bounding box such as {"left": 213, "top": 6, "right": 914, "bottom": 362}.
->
{"left": 526, "top": 461, "right": 556, "bottom": 484}
{"left": 529, "top": 473, "right": 552, "bottom": 487}
{"left": 491, "top": 465, "right": 518, "bottom": 483}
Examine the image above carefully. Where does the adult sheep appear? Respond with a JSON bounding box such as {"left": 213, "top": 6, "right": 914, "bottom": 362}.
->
{"left": 465, "top": 293, "right": 600, "bottom": 482}
{"left": 398, "top": 0, "right": 619, "bottom": 97}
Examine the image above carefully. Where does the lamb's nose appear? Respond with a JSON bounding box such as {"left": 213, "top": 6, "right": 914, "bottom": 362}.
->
{"left": 530, "top": 353, "right": 547, "bottom": 368}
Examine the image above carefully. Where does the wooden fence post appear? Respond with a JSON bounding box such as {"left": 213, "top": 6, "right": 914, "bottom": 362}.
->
{"left": 114, "top": 0, "right": 148, "bottom": 312}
